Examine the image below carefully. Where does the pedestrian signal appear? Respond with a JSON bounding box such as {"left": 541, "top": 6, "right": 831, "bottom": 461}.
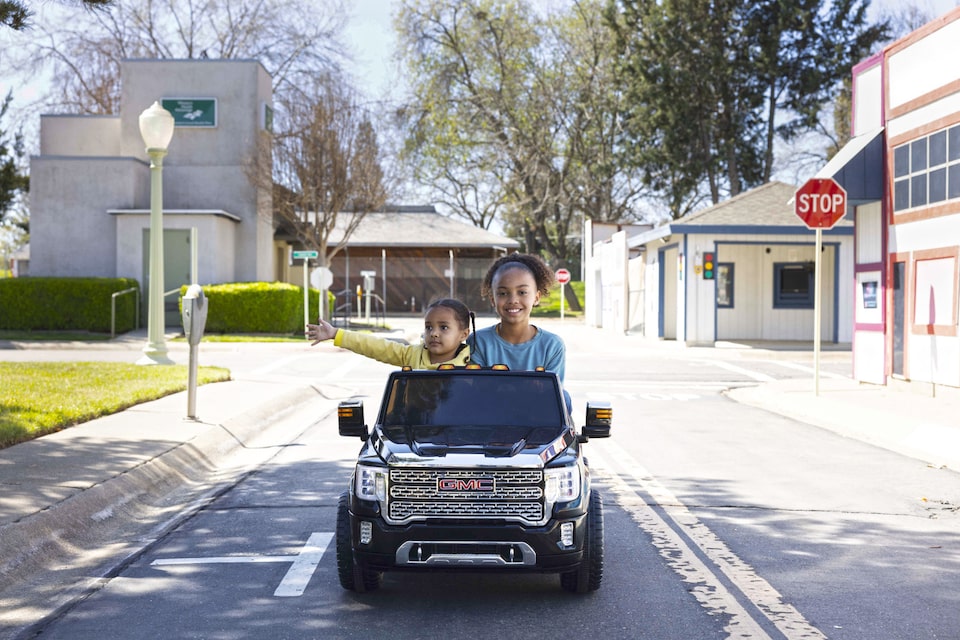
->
{"left": 703, "top": 252, "right": 715, "bottom": 280}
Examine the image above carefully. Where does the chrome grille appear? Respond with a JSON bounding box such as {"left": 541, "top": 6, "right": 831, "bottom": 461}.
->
{"left": 391, "top": 485, "right": 541, "bottom": 500}
{"left": 390, "top": 469, "right": 542, "bottom": 484}
{"left": 387, "top": 467, "right": 544, "bottom": 524}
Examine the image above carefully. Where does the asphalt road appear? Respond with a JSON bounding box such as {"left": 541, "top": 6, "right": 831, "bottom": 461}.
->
{"left": 18, "top": 333, "right": 960, "bottom": 640}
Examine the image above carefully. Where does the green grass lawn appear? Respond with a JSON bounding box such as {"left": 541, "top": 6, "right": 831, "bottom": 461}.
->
{"left": 0, "top": 362, "right": 231, "bottom": 449}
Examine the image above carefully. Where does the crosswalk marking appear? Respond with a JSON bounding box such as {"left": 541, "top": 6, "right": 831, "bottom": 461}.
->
{"left": 151, "top": 532, "right": 334, "bottom": 598}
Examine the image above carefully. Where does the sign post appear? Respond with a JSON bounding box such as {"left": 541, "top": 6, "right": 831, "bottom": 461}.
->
{"left": 310, "top": 266, "right": 333, "bottom": 321}
{"left": 794, "top": 178, "right": 847, "bottom": 396}
{"left": 555, "top": 268, "right": 571, "bottom": 321}
{"left": 293, "top": 250, "right": 319, "bottom": 330}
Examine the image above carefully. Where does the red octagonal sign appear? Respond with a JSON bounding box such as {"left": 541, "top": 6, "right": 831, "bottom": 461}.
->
{"left": 795, "top": 178, "right": 847, "bottom": 229}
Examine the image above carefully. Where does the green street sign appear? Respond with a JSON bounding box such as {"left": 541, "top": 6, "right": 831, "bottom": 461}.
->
{"left": 292, "top": 250, "right": 318, "bottom": 260}
{"left": 162, "top": 98, "right": 217, "bottom": 127}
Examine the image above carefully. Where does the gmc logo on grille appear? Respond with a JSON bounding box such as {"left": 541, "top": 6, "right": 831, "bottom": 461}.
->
{"left": 437, "top": 477, "right": 495, "bottom": 492}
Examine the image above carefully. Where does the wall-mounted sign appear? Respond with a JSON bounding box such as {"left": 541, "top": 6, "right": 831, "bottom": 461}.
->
{"left": 862, "top": 280, "right": 878, "bottom": 309}
{"left": 261, "top": 102, "right": 274, "bottom": 133}
{"left": 162, "top": 98, "right": 217, "bottom": 127}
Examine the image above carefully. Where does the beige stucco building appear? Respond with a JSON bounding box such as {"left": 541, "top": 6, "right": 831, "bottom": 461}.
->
{"left": 30, "top": 59, "right": 275, "bottom": 323}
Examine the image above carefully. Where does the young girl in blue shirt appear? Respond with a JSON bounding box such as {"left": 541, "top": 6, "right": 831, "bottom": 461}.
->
{"left": 469, "top": 253, "right": 566, "bottom": 382}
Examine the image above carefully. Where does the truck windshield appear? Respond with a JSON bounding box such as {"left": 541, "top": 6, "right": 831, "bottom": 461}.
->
{"left": 382, "top": 374, "right": 563, "bottom": 429}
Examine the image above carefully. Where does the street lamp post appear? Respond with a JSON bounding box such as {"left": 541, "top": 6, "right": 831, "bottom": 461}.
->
{"left": 137, "top": 101, "right": 176, "bottom": 365}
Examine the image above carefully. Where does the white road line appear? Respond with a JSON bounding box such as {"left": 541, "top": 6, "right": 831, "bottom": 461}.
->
{"left": 766, "top": 360, "right": 850, "bottom": 379}
{"left": 701, "top": 360, "right": 777, "bottom": 382}
{"left": 580, "top": 392, "right": 703, "bottom": 402}
{"left": 152, "top": 556, "right": 296, "bottom": 565}
{"left": 275, "top": 532, "right": 334, "bottom": 597}
{"left": 150, "top": 531, "right": 334, "bottom": 598}
{"left": 248, "top": 353, "right": 307, "bottom": 377}
{"left": 589, "top": 441, "right": 826, "bottom": 640}
{"left": 568, "top": 381, "right": 731, "bottom": 389}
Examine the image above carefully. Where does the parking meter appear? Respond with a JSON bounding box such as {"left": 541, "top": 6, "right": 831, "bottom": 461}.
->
{"left": 181, "top": 285, "right": 208, "bottom": 420}
{"left": 182, "top": 284, "right": 208, "bottom": 346}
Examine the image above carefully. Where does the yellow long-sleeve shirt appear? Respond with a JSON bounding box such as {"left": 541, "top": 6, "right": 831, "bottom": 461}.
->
{"left": 333, "top": 329, "right": 470, "bottom": 369}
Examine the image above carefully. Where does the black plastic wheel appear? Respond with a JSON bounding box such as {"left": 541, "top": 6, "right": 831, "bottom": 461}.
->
{"left": 560, "top": 490, "right": 604, "bottom": 593}
{"left": 335, "top": 491, "right": 382, "bottom": 593}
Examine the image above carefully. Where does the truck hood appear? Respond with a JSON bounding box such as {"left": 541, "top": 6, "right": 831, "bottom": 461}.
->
{"left": 371, "top": 427, "right": 575, "bottom": 468}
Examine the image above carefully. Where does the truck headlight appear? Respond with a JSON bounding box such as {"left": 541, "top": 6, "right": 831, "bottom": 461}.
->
{"left": 544, "top": 465, "right": 581, "bottom": 503}
{"left": 355, "top": 465, "right": 387, "bottom": 502}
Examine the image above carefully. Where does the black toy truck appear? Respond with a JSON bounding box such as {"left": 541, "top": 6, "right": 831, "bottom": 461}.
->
{"left": 336, "top": 367, "right": 612, "bottom": 593}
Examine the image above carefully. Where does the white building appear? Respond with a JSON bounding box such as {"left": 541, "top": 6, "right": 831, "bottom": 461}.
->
{"left": 587, "top": 7, "right": 960, "bottom": 393}
{"left": 587, "top": 182, "right": 854, "bottom": 346}
{"left": 829, "top": 8, "right": 960, "bottom": 390}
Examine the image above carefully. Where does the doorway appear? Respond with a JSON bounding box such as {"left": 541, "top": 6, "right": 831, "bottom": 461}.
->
{"left": 659, "top": 247, "right": 678, "bottom": 340}
{"left": 142, "top": 229, "right": 192, "bottom": 328}
{"left": 892, "top": 261, "right": 905, "bottom": 377}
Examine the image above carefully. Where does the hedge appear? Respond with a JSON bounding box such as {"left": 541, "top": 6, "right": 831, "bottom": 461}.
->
{"left": 0, "top": 278, "right": 332, "bottom": 335}
{"left": 0, "top": 277, "right": 140, "bottom": 332}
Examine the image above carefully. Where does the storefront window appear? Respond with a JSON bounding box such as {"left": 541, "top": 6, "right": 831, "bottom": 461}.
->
{"left": 893, "top": 123, "right": 960, "bottom": 212}
{"left": 773, "top": 262, "right": 814, "bottom": 309}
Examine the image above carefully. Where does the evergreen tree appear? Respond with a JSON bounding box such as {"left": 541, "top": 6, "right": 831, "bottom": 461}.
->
{"left": 609, "top": 0, "right": 889, "bottom": 219}
{"left": 1, "top": 0, "right": 111, "bottom": 30}
{"left": 0, "top": 91, "right": 29, "bottom": 232}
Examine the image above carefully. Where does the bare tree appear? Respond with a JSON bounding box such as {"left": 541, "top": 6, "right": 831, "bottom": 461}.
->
{"left": 4, "top": 0, "right": 347, "bottom": 114}
{"left": 396, "top": 0, "right": 646, "bottom": 266}
{"left": 250, "top": 75, "right": 391, "bottom": 319}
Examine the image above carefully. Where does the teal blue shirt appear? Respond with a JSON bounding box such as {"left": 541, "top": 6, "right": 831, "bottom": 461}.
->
{"left": 469, "top": 325, "right": 566, "bottom": 382}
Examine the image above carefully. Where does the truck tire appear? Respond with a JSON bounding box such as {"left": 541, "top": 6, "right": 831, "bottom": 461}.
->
{"left": 560, "top": 490, "right": 604, "bottom": 593}
{"left": 336, "top": 491, "right": 382, "bottom": 593}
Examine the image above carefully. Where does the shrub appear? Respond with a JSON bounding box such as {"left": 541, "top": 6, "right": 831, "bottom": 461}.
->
{"left": 178, "top": 282, "right": 334, "bottom": 334}
{"left": 0, "top": 277, "right": 140, "bottom": 332}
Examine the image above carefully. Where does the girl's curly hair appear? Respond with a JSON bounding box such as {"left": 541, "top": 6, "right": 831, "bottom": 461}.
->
{"left": 480, "top": 253, "right": 556, "bottom": 299}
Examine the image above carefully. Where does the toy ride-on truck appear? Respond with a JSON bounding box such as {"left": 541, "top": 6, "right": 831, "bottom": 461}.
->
{"left": 335, "top": 366, "right": 612, "bottom": 594}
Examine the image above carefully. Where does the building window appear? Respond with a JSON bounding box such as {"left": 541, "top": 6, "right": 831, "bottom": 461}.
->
{"left": 773, "top": 262, "right": 814, "bottom": 309}
{"left": 893, "top": 123, "right": 960, "bottom": 212}
{"left": 716, "top": 263, "right": 734, "bottom": 308}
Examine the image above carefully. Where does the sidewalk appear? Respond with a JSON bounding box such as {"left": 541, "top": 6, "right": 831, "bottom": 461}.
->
{"left": 1, "top": 318, "right": 959, "bottom": 635}
{"left": 725, "top": 376, "right": 960, "bottom": 471}
{"left": 0, "top": 334, "right": 342, "bottom": 637}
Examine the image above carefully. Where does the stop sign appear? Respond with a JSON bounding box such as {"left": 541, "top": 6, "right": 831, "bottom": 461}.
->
{"left": 555, "top": 268, "right": 571, "bottom": 284}
{"left": 795, "top": 178, "right": 847, "bottom": 229}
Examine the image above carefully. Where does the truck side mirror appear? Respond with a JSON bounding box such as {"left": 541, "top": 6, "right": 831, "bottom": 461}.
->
{"left": 581, "top": 401, "right": 612, "bottom": 439}
{"left": 338, "top": 399, "right": 368, "bottom": 439}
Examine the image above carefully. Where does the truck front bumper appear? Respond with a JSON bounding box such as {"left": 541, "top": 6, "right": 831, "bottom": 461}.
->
{"left": 349, "top": 513, "right": 588, "bottom": 573}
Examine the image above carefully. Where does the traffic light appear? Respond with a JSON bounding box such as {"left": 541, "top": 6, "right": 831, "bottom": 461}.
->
{"left": 703, "top": 252, "right": 715, "bottom": 280}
